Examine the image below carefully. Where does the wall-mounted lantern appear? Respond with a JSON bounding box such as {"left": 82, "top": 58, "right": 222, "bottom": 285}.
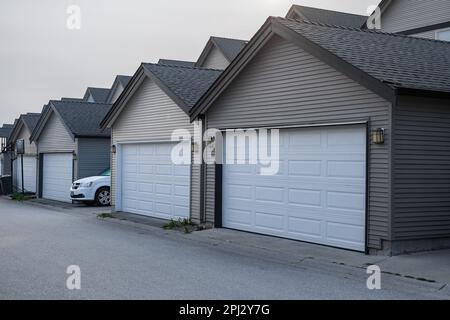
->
{"left": 111, "top": 145, "right": 116, "bottom": 154}
{"left": 73, "top": 153, "right": 77, "bottom": 161}
{"left": 371, "top": 128, "right": 385, "bottom": 144}
{"left": 191, "top": 142, "right": 199, "bottom": 153}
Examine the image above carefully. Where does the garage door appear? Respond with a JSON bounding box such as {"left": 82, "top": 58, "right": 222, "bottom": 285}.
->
{"left": 222, "top": 125, "right": 366, "bottom": 251}
{"left": 121, "top": 143, "right": 190, "bottom": 220}
{"left": 42, "top": 153, "right": 73, "bottom": 202}
{"left": 14, "top": 156, "right": 37, "bottom": 193}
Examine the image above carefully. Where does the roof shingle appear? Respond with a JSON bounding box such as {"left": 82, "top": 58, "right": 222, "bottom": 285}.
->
{"left": 143, "top": 63, "right": 222, "bottom": 110}
{"left": 287, "top": 5, "right": 368, "bottom": 28}
{"left": 277, "top": 18, "right": 450, "bottom": 94}
{"left": 50, "top": 101, "right": 112, "bottom": 137}
{"left": 211, "top": 37, "right": 248, "bottom": 62}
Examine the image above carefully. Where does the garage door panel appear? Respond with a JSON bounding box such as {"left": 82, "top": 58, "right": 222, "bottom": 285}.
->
{"left": 121, "top": 143, "right": 190, "bottom": 220}
{"left": 42, "top": 153, "right": 73, "bottom": 203}
{"left": 223, "top": 126, "right": 366, "bottom": 252}
{"left": 287, "top": 217, "right": 322, "bottom": 238}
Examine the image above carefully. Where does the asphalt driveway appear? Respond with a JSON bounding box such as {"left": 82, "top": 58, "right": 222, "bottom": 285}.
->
{"left": 0, "top": 197, "right": 448, "bottom": 300}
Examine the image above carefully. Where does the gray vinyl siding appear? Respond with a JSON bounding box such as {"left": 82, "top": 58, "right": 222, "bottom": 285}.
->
{"left": 37, "top": 112, "right": 75, "bottom": 154}
{"left": 110, "top": 77, "right": 194, "bottom": 209}
{"left": 76, "top": 138, "right": 110, "bottom": 179}
{"left": 191, "top": 156, "right": 201, "bottom": 224}
{"left": 380, "top": 0, "right": 450, "bottom": 33}
{"left": 15, "top": 125, "right": 37, "bottom": 156}
{"left": 392, "top": 96, "right": 450, "bottom": 240}
{"left": 200, "top": 47, "right": 230, "bottom": 70}
{"left": 204, "top": 35, "right": 392, "bottom": 249}
{"left": 1, "top": 152, "right": 12, "bottom": 175}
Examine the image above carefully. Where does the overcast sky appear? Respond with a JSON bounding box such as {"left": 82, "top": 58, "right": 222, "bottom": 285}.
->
{"left": 0, "top": 0, "right": 380, "bottom": 125}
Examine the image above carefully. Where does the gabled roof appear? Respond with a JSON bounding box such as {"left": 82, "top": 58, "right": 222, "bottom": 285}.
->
{"left": 31, "top": 101, "right": 111, "bottom": 141}
{"left": 83, "top": 87, "right": 111, "bottom": 103}
{"left": 191, "top": 17, "right": 450, "bottom": 119}
{"left": 158, "top": 59, "right": 196, "bottom": 67}
{"left": 116, "top": 75, "right": 132, "bottom": 87}
{"left": 286, "top": 5, "right": 368, "bottom": 28}
{"left": 101, "top": 63, "right": 222, "bottom": 128}
{"left": 0, "top": 124, "right": 14, "bottom": 139}
{"left": 7, "top": 113, "right": 41, "bottom": 143}
{"left": 106, "top": 75, "right": 132, "bottom": 104}
{"left": 196, "top": 36, "right": 248, "bottom": 67}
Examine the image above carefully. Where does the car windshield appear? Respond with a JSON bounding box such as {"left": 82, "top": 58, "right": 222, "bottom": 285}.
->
{"left": 99, "top": 169, "right": 111, "bottom": 176}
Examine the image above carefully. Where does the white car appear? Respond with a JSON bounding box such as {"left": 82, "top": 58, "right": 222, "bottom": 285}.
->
{"left": 70, "top": 169, "right": 111, "bottom": 206}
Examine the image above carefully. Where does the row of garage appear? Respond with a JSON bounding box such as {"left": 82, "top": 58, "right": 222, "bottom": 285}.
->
{"left": 3, "top": 5, "right": 450, "bottom": 256}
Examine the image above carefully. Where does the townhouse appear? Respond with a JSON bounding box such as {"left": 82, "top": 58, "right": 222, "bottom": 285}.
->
{"left": 8, "top": 113, "right": 41, "bottom": 193}
{"left": 1, "top": 2, "right": 449, "bottom": 256}
{"left": 0, "top": 124, "right": 14, "bottom": 177}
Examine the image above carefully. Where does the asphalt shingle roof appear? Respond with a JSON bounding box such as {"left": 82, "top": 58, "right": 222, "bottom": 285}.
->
{"left": 50, "top": 101, "right": 112, "bottom": 137}
{"left": 85, "top": 87, "right": 110, "bottom": 103}
{"left": 0, "top": 124, "right": 14, "bottom": 138}
{"left": 277, "top": 18, "right": 450, "bottom": 94}
{"left": 143, "top": 63, "right": 222, "bottom": 110}
{"left": 288, "top": 5, "right": 368, "bottom": 28}
{"left": 21, "top": 113, "right": 41, "bottom": 132}
{"left": 158, "top": 59, "right": 196, "bottom": 67}
{"left": 116, "top": 75, "right": 132, "bottom": 88}
{"left": 211, "top": 37, "right": 248, "bottom": 62}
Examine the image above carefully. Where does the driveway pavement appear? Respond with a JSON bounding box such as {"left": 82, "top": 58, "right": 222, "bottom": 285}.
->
{"left": 0, "top": 197, "right": 449, "bottom": 300}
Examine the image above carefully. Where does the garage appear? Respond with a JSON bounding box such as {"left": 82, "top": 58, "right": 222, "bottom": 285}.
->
{"left": 222, "top": 126, "right": 367, "bottom": 251}
{"left": 14, "top": 156, "right": 37, "bottom": 193}
{"left": 120, "top": 143, "right": 190, "bottom": 220}
{"left": 42, "top": 153, "right": 73, "bottom": 202}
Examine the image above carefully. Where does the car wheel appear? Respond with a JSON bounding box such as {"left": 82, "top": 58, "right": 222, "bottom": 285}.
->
{"left": 95, "top": 187, "right": 111, "bottom": 206}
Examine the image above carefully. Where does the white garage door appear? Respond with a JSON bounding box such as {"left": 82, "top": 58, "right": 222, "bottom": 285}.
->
{"left": 222, "top": 126, "right": 366, "bottom": 251}
{"left": 121, "top": 143, "right": 190, "bottom": 220}
{"left": 14, "top": 156, "right": 37, "bottom": 193}
{"left": 42, "top": 153, "right": 73, "bottom": 203}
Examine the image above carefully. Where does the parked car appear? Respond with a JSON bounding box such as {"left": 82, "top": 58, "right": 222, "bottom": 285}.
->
{"left": 70, "top": 169, "right": 111, "bottom": 206}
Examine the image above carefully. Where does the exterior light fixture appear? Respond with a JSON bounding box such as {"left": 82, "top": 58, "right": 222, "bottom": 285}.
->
{"left": 191, "top": 142, "right": 199, "bottom": 153}
{"left": 111, "top": 145, "right": 116, "bottom": 154}
{"left": 73, "top": 153, "right": 77, "bottom": 161}
{"left": 371, "top": 128, "right": 385, "bottom": 144}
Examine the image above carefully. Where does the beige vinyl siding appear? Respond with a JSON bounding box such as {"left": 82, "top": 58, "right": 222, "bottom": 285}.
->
{"left": 16, "top": 125, "right": 37, "bottom": 156}
{"left": 392, "top": 96, "right": 450, "bottom": 240}
{"left": 380, "top": 0, "right": 450, "bottom": 33}
{"left": 37, "top": 112, "right": 75, "bottom": 154}
{"left": 110, "top": 78, "right": 195, "bottom": 212}
{"left": 204, "top": 35, "right": 392, "bottom": 249}
{"left": 200, "top": 47, "right": 229, "bottom": 70}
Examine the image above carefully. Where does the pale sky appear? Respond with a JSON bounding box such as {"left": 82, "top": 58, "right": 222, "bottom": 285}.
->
{"left": 0, "top": 0, "right": 380, "bottom": 125}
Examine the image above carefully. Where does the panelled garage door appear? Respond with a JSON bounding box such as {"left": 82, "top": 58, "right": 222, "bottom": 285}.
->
{"left": 121, "top": 143, "right": 190, "bottom": 220}
{"left": 42, "top": 153, "right": 73, "bottom": 203}
{"left": 14, "top": 156, "right": 37, "bottom": 193}
{"left": 222, "top": 125, "right": 367, "bottom": 251}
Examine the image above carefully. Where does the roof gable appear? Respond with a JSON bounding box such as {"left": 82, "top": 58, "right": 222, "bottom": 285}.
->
{"left": 286, "top": 5, "right": 368, "bottom": 28}
{"left": 191, "top": 17, "right": 450, "bottom": 119}
{"left": 196, "top": 37, "right": 248, "bottom": 68}
{"left": 101, "top": 64, "right": 221, "bottom": 128}
{"left": 31, "top": 101, "right": 111, "bottom": 141}
{"left": 7, "top": 113, "right": 41, "bottom": 143}
{"left": 83, "top": 87, "right": 111, "bottom": 103}
{"left": 106, "top": 75, "right": 132, "bottom": 104}
{"left": 0, "top": 124, "right": 14, "bottom": 139}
